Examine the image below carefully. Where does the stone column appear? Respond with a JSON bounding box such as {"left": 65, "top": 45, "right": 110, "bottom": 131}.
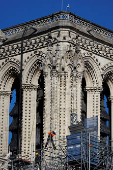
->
{"left": 21, "top": 84, "right": 37, "bottom": 161}
{"left": 76, "top": 76, "right": 82, "bottom": 121}
{"left": 58, "top": 72, "right": 67, "bottom": 139}
{"left": 72, "top": 71, "right": 83, "bottom": 122}
{"left": 110, "top": 96, "right": 113, "bottom": 150}
{"left": 43, "top": 70, "right": 59, "bottom": 142}
{"left": 51, "top": 70, "right": 58, "bottom": 137}
{"left": 0, "top": 91, "right": 11, "bottom": 156}
{"left": 65, "top": 70, "right": 71, "bottom": 136}
{"left": 43, "top": 71, "right": 51, "bottom": 144}
{"left": 86, "top": 87, "right": 101, "bottom": 136}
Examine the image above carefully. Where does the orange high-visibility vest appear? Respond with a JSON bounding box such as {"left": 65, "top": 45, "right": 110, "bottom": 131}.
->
{"left": 48, "top": 131, "right": 56, "bottom": 137}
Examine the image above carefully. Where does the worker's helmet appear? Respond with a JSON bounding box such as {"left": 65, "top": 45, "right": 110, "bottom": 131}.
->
{"left": 54, "top": 131, "right": 56, "bottom": 134}
{"left": 35, "top": 153, "right": 38, "bottom": 156}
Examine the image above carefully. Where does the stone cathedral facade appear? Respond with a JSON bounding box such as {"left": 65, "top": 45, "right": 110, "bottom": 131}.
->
{"left": 0, "top": 11, "right": 113, "bottom": 161}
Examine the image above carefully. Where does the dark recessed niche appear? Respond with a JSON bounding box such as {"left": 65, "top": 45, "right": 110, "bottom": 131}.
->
{"left": 63, "top": 36, "right": 66, "bottom": 40}
{"left": 52, "top": 66, "right": 56, "bottom": 69}
{"left": 62, "top": 67, "right": 64, "bottom": 71}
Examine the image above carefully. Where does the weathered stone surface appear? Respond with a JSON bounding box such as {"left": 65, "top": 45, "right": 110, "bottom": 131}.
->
{"left": 0, "top": 11, "right": 113, "bottom": 164}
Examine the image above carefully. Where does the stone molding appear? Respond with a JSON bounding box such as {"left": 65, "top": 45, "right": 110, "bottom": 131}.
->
{"left": 71, "top": 71, "right": 83, "bottom": 78}
{"left": 22, "top": 84, "right": 38, "bottom": 91}
{"left": 102, "top": 62, "right": 113, "bottom": 71}
{"left": 0, "top": 91, "right": 11, "bottom": 96}
{"left": 50, "top": 70, "right": 58, "bottom": 77}
{"left": 85, "top": 87, "right": 102, "bottom": 92}
{"left": 0, "top": 58, "right": 20, "bottom": 72}
{"left": 0, "top": 30, "right": 113, "bottom": 61}
{"left": 58, "top": 71, "right": 68, "bottom": 76}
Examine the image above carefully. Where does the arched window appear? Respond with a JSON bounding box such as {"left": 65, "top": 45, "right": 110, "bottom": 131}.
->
{"left": 36, "top": 71, "right": 44, "bottom": 151}
{"left": 9, "top": 77, "right": 20, "bottom": 154}
{"left": 100, "top": 82, "right": 111, "bottom": 145}
{"left": 81, "top": 77, "right": 87, "bottom": 124}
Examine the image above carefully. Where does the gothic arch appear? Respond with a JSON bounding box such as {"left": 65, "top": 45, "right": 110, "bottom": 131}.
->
{"left": 23, "top": 55, "right": 43, "bottom": 85}
{"left": 102, "top": 62, "right": 113, "bottom": 73}
{"left": 102, "top": 63, "right": 113, "bottom": 96}
{"left": 84, "top": 56, "right": 102, "bottom": 88}
{"left": 83, "top": 71, "right": 92, "bottom": 87}
{"left": 101, "top": 63, "right": 113, "bottom": 143}
{"left": 0, "top": 60, "right": 20, "bottom": 91}
{"left": 107, "top": 80, "right": 113, "bottom": 97}
{"left": 22, "top": 54, "right": 45, "bottom": 157}
{"left": 0, "top": 60, "right": 20, "bottom": 156}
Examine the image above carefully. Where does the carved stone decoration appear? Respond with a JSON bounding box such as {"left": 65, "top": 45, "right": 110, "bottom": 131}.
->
{"left": 0, "top": 29, "right": 6, "bottom": 45}
{"left": 0, "top": 11, "right": 113, "bottom": 166}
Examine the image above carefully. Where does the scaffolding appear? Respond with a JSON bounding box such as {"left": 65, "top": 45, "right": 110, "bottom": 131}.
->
{"left": 7, "top": 132, "right": 113, "bottom": 170}
{"left": 0, "top": 152, "right": 10, "bottom": 170}
{"left": 7, "top": 116, "right": 113, "bottom": 170}
{"left": 38, "top": 132, "right": 113, "bottom": 170}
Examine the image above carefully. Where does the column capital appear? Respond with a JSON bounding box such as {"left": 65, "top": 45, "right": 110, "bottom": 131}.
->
{"left": 43, "top": 71, "right": 48, "bottom": 77}
{"left": 50, "top": 70, "right": 58, "bottom": 77}
{"left": 85, "top": 87, "right": 102, "bottom": 92}
{"left": 22, "top": 84, "right": 38, "bottom": 91}
{"left": 110, "top": 96, "right": 113, "bottom": 102}
{"left": 0, "top": 91, "right": 11, "bottom": 96}
{"left": 58, "top": 71, "right": 68, "bottom": 77}
{"left": 71, "top": 71, "right": 83, "bottom": 78}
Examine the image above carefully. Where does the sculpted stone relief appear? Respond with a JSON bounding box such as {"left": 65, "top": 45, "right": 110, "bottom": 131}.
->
{"left": 0, "top": 40, "right": 112, "bottom": 90}
{"left": 0, "top": 30, "right": 113, "bottom": 61}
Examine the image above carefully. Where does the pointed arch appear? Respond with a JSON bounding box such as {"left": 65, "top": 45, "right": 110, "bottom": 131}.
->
{"left": 0, "top": 60, "right": 20, "bottom": 91}
{"left": 102, "top": 63, "right": 113, "bottom": 96}
{"left": 23, "top": 54, "right": 43, "bottom": 85}
{"left": 83, "top": 71, "right": 92, "bottom": 87}
{"left": 84, "top": 56, "right": 102, "bottom": 88}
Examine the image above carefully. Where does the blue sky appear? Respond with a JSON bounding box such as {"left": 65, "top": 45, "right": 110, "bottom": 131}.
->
{"left": 9, "top": 90, "right": 16, "bottom": 143}
{"left": 0, "top": 0, "right": 113, "bottom": 31}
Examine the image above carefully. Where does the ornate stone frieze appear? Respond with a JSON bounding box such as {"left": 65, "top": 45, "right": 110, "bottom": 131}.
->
{"left": 0, "top": 33, "right": 58, "bottom": 59}
{"left": 2, "top": 12, "right": 113, "bottom": 42}
{"left": 71, "top": 36, "right": 113, "bottom": 61}
{"left": 0, "top": 26, "right": 113, "bottom": 62}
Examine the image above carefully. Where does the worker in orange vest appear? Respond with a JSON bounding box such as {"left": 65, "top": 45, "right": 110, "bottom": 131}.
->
{"left": 45, "top": 131, "right": 56, "bottom": 150}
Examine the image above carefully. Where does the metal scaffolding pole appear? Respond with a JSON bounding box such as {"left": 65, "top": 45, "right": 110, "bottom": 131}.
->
{"left": 89, "top": 132, "right": 90, "bottom": 170}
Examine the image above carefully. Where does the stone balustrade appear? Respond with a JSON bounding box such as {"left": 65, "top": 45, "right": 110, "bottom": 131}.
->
{"left": 2, "top": 11, "right": 113, "bottom": 40}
